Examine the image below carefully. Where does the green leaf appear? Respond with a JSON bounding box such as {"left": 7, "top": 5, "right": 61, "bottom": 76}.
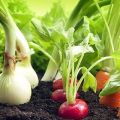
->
{"left": 41, "top": 2, "right": 66, "bottom": 27}
{"left": 31, "top": 18, "right": 51, "bottom": 41}
{"left": 82, "top": 67, "right": 97, "bottom": 92}
{"left": 100, "top": 71, "right": 120, "bottom": 96}
{"left": 67, "top": 45, "right": 94, "bottom": 58}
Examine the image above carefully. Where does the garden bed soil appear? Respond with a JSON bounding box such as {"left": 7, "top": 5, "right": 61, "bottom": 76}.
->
{"left": 0, "top": 81, "right": 119, "bottom": 120}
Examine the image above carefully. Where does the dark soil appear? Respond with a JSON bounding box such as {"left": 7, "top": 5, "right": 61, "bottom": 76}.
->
{"left": 0, "top": 81, "right": 119, "bottom": 120}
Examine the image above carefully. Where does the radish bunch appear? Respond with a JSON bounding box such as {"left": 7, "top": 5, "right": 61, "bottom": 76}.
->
{"left": 51, "top": 78, "right": 88, "bottom": 120}
{"left": 51, "top": 79, "right": 80, "bottom": 102}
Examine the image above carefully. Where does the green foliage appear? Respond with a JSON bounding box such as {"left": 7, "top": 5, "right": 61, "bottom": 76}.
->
{"left": 82, "top": 67, "right": 96, "bottom": 93}
{"left": 41, "top": 2, "right": 66, "bottom": 27}
{"left": 100, "top": 71, "right": 120, "bottom": 96}
{"left": 30, "top": 3, "right": 67, "bottom": 72}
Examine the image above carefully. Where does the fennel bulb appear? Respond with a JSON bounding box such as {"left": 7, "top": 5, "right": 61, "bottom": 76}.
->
{"left": 0, "top": 70, "right": 31, "bottom": 105}
{"left": 16, "top": 61, "right": 38, "bottom": 89}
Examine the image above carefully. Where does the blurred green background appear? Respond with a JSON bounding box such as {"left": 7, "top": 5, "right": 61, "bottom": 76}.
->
{"left": 0, "top": 0, "right": 79, "bottom": 72}
{"left": 26, "top": 0, "right": 78, "bottom": 16}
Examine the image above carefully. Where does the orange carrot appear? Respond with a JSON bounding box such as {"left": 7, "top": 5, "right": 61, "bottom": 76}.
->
{"left": 97, "top": 71, "right": 120, "bottom": 118}
{"left": 99, "top": 92, "right": 120, "bottom": 108}
{"left": 96, "top": 70, "right": 109, "bottom": 91}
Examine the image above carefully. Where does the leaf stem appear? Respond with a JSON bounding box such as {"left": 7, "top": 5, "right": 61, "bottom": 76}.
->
{"left": 77, "top": 56, "right": 114, "bottom": 91}
{"left": 93, "top": 0, "right": 114, "bottom": 53}
{"left": 0, "top": 10, "right": 16, "bottom": 72}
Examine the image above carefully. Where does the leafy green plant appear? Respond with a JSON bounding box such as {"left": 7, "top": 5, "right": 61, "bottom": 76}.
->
{"left": 93, "top": 0, "right": 120, "bottom": 95}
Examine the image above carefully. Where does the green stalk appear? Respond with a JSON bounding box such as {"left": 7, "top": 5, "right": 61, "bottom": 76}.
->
{"left": 75, "top": 0, "right": 111, "bottom": 30}
{"left": 93, "top": 0, "right": 114, "bottom": 52}
{"left": 41, "top": 47, "right": 60, "bottom": 81}
{"left": 76, "top": 56, "right": 114, "bottom": 91}
{"left": 0, "top": 9, "right": 16, "bottom": 73}
{"left": 75, "top": 53, "right": 84, "bottom": 76}
{"left": 66, "top": 55, "right": 72, "bottom": 104}
{"left": 66, "top": 51, "right": 84, "bottom": 104}
{"left": 67, "top": 53, "right": 84, "bottom": 104}
{"left": 94, "top": 0, "right": 120, "bottom": 71}
{"left": 68, "top": 50, "right": 75, "bottom": 104}
{"left": 66, "top": 0, "right": 111, "bottom": 30}
{"left": 66, "top": 0, "right": 90, "bottom": 29}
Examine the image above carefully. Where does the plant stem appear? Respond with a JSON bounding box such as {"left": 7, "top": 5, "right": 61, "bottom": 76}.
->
{"left": 41, "top": 47, "right": 59, "bottom": 81}
{"left": 76, "top": 56, "right": 114, "bottom": 91}
{"left": 75, "top": 53, "right": 84, "bottom": 77}
{"left": 0, "top": 12, "right": 16, "bottom": 72}
{"left": 93, "top": 0, "right": 114, "bottom": 53}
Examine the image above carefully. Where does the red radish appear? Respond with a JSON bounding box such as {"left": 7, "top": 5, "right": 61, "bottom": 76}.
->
{"left": 96, "top": 71, "right": 109, "bottom": 91}
{"left": 53, "top": 79, "right": 63, "bottom": 90}
{"left": 51, "top": 89, "right": 79, "bottom": 102}
{"left": 58, "top": 99, "right": 89, "bottom": 120}
{"left": 53, "top": 79, "right": 78, "bottom": 90}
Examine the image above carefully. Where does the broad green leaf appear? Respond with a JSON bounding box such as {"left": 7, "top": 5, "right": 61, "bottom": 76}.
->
{"left": 82, "top": 67, "right": 97, "bottom": 92}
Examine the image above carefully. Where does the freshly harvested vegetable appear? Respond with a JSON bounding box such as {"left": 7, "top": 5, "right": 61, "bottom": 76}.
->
{"left": 100, "top": 92, "right": 120, "bottom": 107}
{"left": 51, "top": 89, "right": 66, "bottom": 102}
{"left": 53, "top": 79, "right": 63, "bottom": 90}
{"left": 53, "top": 79, "right": 78, "bottom": 90}
{"left": 99, "top": 71, "right": 120, "bottom": 117}
{"left": 51, "top": 89, "right": 79, "bottom": 103}
{"left": 0, "top": 7, "right": 31, "bottom": 104}
{"left": 96, "top": 70, "right": 109, "bottom": 91}
{"left": 58, "top": 99, "right": 89, "bottom": 120}
{"left": 0, "top": 0, "right": 38, "bottom": 89}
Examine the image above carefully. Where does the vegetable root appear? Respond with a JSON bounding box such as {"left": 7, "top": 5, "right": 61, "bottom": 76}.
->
{"left": 96, "top": 70, "right": 109, "bottom": 91}
{"left": 100, "top": 92, "right": 120, "bottom": 108}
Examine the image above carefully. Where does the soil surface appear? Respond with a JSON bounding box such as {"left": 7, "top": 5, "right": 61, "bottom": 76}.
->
{"left": 0, "top": 81, "right": 119, "bottom": 120}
